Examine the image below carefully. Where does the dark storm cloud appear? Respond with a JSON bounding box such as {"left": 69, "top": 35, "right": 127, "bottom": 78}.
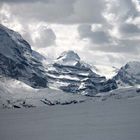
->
{"left": 119, "top": 23, "right": 140, "bottom": 34}
{"left": 89, "top": 39, "right": 140, "bottom": 54}
{"left": 78, "top": 24, "right": 110, "bottom": 44}
{"left": 22, "top": 25, "right": 56, "bottom": 48}
{"left": 108, "top": 0, "right": 140, "bottom": 22}
{"left": 0, "top": 0, "right": 50, "bottom": 3}
{"left": 0, "top": 0, "right": 106, "bottom": 24}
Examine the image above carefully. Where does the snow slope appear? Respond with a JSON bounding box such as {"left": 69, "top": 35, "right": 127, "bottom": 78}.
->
{"left": 0, "top": 95, "right": 140, "bottom": 140}
{"left": 0, "top": 77, "right": 89, "bottom": 108}
{"left": 96, "top": 86, "right": 140, "bottom": 101}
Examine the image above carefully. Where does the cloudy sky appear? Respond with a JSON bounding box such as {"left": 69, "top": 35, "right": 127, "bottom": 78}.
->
{"left": 0, "top": 0, "right": 140, "bottom": 67}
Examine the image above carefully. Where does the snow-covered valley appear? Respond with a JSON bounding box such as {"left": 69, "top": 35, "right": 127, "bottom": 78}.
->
{"left": 0, "top": 96, "right": 140, "bottom": 140}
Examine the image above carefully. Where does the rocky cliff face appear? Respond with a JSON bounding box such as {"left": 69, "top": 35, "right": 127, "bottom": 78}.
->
{"left": 0, "top": 24, "right": 48, "bottom": 88}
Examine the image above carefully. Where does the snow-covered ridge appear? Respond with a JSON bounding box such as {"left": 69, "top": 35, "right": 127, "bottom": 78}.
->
{"left": 123, "top": 61, "right": 140, "bottom": 75}
{"left": 113, "top": 61, "right": 140, "bottom": 87}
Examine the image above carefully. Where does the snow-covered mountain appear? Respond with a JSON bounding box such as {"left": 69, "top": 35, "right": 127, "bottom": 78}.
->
{"left": 1, "top": 24, "right": 140, "bottom": 106}
{"left": 113, "top": 61, "right": 140, "bottom": 87}
{"left": 46, "top": 50, "right": 117, "bottom": 96}
{"left": 0, "top": 24, "right": 48, "bottom": 88}
{"left": 0, "top": 24, "right": 118, "bottom": 97}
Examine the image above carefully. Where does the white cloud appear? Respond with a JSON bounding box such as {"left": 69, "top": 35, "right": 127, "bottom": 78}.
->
{"left": 119, "top": 23, "right": 140, "bottom": 35}
{"left": 33, "top": 25, "right": 56, "bottom": 48}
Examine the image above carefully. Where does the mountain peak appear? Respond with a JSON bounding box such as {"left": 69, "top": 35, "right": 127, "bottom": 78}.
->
{"left": 57, "top": 50, "right": 80, "bottom": 61}
{"left": 0, "top": 24, "right": 23, "bottom": 41}
{"left": 0, "top": 24, "right": 48, "bottom": 88}
{"left": 123, "top": 61, "right": 140, "bottom": 74}
{"left": 0, "top": 24, "right": 6, "bottom": 29}
{"left": 55, "top": 50, "right": 80, "bottom": 66}
{"left": 125, "top": 61, "right": 140, "bottom": 67}
{"left": 113, "top": 61, "right": 140, "bottom": 86}
{"left": 0, "top": 24, "right": 31, "bottom": 61}
{"left": 0, "top": 24, "right": 8, "bottom": 30}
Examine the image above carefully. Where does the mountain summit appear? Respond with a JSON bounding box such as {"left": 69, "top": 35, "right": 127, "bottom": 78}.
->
{"left": 57, "top": 50, "right": 80, "bottom": 61}
{"left": 55, "top": 50, "right": 80, "bottom": 66}
{"left": 0, "top": 24, "right": 32, "bottom": 60}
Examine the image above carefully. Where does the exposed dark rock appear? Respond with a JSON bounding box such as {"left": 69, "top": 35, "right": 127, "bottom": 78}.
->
{"left": 0, "top": 24, "right": 48, "bottom": 88}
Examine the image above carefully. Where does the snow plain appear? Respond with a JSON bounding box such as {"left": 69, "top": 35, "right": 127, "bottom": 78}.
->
{"left": 0, "top": 96, "right": 140, "bottom": 140}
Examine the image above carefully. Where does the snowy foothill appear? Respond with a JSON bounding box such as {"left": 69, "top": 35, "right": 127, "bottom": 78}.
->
{"left": 0, "top": 77, "right": 90, "bottom": 108}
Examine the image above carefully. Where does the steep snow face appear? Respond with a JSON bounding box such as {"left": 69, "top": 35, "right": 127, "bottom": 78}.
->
{"left": 46, "top": 51, "right": 117, "bottom": 96}
{"left": 113, "top": 61, "right": 140, "bottom": 87}
{"left": 0, "top": 24, "right": 48, "bottom": 88}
